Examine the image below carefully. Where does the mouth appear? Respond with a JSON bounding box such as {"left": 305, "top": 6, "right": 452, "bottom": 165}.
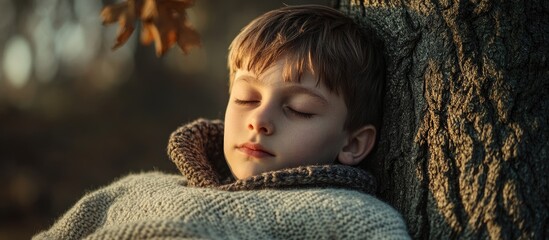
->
{"left": 236, "top": 143, "right": 275, "bottom": 158}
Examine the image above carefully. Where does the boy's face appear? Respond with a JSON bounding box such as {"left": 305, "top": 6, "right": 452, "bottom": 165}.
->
{"left": 224, "top": 59, "right": 350, "bottom": 179}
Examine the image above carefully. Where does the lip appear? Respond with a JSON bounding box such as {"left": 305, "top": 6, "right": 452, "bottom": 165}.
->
{"left": 236, "top": 143, "right": 275, "bottom": 158}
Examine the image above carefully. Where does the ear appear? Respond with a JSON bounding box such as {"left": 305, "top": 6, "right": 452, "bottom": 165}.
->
{"left": 337, "top": 125, "right": 376, "bottom": 166}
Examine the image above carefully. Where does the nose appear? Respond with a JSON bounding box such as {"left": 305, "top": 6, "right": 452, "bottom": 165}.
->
{"left": 248, "top": 107, "right": 275, "bottom": 135}
{"left": 248, "top": 121, "right": 274, "bottom": 135}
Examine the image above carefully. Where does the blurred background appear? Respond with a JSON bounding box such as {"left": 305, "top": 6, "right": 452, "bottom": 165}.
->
{"left": 0, "top": 0, "right": 331, "bottom": 238}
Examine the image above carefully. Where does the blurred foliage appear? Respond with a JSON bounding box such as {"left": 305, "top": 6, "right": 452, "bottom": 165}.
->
{"left": 101, "top": 0, "right": 200, "bottom": 56}
{"left": 0, "top": 0, "right": 330, "bottom": 239}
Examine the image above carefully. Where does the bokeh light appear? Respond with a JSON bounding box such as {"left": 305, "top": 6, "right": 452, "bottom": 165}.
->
{"left": 3, "top": 36, "right": 33, "bottom": 89}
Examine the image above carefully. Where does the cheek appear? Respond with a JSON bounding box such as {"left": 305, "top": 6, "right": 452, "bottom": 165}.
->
{"left": 284, "top": 126, "right": 345, "bottom": 162}
{"left": 224, "top": 105, "right": 239, "bottom": 144}
{"left": 224, "top": 103, "right": 241, "bottom": 128}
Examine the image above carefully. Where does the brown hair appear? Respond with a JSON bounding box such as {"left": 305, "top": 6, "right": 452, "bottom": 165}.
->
{"left": 228, "top": 4, "right": 386, "bottom": 133}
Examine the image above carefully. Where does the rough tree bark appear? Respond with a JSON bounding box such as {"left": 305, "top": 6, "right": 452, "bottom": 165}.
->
{"left": 336, "top": 0, "right": 548, "bottom": 239}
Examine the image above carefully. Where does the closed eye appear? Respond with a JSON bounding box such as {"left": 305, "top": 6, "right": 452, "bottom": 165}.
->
{"left": 234, "top": 99, "right": 259, "bottom": 105}
{"left": 286, "top": 107, "right": 314, "bottom": 119}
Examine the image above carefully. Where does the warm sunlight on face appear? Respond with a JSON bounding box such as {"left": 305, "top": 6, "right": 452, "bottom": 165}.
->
{"left": 223, "top": 59, "right": 350, "bottom": 179}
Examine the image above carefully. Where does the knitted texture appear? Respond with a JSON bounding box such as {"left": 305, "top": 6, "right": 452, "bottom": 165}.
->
{"left": 33, "top": 172, "right": 410, "bottom": 239}
{"left": 168, "top": 118, "right": 377, "bottom": 194}
{"left": 34, "top": 119, "right": 410, "bottom": 239}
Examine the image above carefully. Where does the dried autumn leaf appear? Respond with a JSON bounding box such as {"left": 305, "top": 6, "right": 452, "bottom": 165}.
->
{"left": 112, "top": 13, "right": 135, "bottom": 49}
{"left": 140, "top": 22, "right": 158, "bottom": 45}
{"left": 140, "top": 0, "right": 158, "bottom": 21}
{"left": 101, "top": 1, "right": 141, "bottom": 50}
{"left": 100, "top": 0, "right": 200, "bottom": 56}
{"left": 101, "top": 2, "right": 128, "bottom": 24}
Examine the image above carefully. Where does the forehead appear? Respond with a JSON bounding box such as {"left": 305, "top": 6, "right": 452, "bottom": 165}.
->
{"left": 234, "top": 58, "right": 317, "bottom": 87}
{"left": 234, "top": 57, "right": 322, "bottom": 85}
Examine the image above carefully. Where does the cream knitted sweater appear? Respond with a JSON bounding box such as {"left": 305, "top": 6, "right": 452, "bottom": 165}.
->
{"left": 34, "top": 119, "right": 410, "bottom": 239}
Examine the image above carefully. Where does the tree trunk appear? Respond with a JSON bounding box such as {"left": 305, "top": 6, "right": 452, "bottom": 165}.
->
{"left": 336, "top": 0, "right": 549, "bottom": 239}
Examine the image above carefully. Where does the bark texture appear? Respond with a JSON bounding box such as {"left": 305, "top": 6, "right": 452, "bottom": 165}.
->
{"left": 337, "top": 0, "right": 549, "bottom": 239}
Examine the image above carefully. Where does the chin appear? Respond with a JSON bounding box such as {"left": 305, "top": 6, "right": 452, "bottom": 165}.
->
{"left": 232, "top": 172, "right": 250, "bottom": 180}
{"left": 232, "top": 168, "right": 265, "bottom": 180}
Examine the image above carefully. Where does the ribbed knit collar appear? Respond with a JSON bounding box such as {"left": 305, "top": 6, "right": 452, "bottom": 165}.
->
{"left": 167, "top": 118, "right": 377, "bottom": 194}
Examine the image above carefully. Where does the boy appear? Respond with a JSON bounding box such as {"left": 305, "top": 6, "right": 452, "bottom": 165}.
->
{"left": 34, "top": 5, "right": 409, "bottom": 239}
{"left": 223, "top": 4, "right": 384, "bottom": 180}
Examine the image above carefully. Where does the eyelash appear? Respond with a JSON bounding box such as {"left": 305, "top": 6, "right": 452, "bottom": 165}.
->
{"left": 234, "top": 99, "right": 258, "bottom": 105}
{"left": 234, "top": 99, "right": 314, "bottom": 119}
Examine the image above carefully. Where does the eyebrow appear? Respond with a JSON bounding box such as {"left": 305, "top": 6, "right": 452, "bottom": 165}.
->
{"left": 236, "top": 75, "right": 329, "bottom": 106}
